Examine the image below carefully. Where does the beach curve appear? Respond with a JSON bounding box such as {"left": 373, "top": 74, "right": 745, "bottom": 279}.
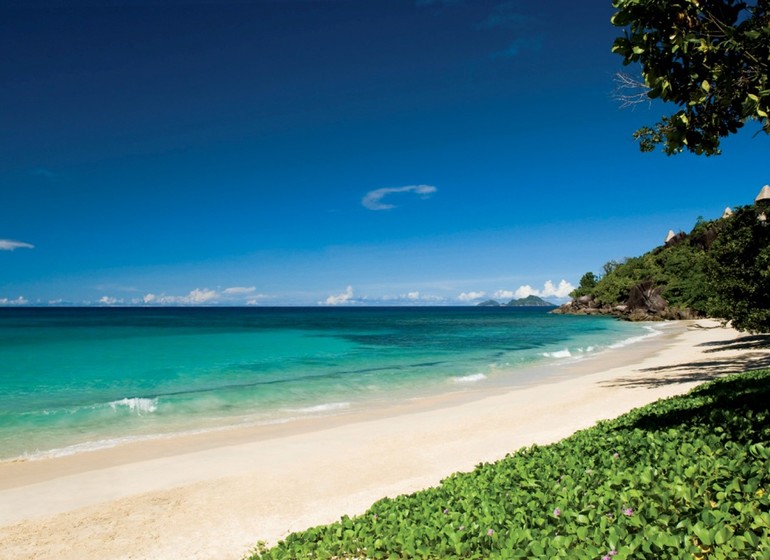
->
{"left": 1, "top": 319, "right": 767, "bottom": 560}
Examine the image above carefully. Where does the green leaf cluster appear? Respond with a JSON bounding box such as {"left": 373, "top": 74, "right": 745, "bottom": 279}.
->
{"left": 248, "top": 369, "right": 770, "bottom": 559}
{"left": 612, "top": 0, "right": 770, "bottom": 155}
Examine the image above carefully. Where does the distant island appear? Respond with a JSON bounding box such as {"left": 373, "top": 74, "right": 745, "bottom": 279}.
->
{"left": 477, "top": 295, "right": 556, "bottom": 307}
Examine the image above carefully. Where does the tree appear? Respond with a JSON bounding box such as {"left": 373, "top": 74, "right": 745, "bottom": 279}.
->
{"left": 706, "top": 204, "right": 770, "bottom": 332}
{"left": 570, "top": 272, "right": 599, "bottom": 298}
{"left": 602, "top": 259, "right": 623, "bottom": 276}
{"left": 611, "top": 0, "right": 770, "bottom": 155}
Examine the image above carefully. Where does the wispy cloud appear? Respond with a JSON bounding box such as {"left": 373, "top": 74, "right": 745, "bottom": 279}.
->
{"left": 494, "top": 36, "right": 543, "bottom": 58}
{"left": 474, "top": 2, "right": 543, "bottom": 58}
{"left": 0, "top": 239, "right": 34, "bottom": 251}
{"left": 476, "top": 2, "right": 532, "bottom": 29}
{"left": 373, "top": 291, "right": 447, "bottom": 305}
{"left": 0, "top": 296, "right": 28, "bottom": 305}
{"left": 30, "top": 168, "right": 57, "bottom": 181}
{"left": 493, "top": 289, "right": 515, "bottom": 300}
{"left": 223, "top": 286, "right": 257, "bottom": 295}
{"left": 98, "top": 286, "right": 269, "bottom": 306}
{"left": 362, "top": 185, "right": 437, "bottom": 211}
{"left": 141, "top": 288, "right": 219, "bottom": 305}
{"left": 457, "top": 291, "right": 487, "bottom": 302}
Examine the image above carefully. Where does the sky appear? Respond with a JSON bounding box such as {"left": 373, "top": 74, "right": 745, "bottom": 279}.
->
{"left": 1, "top": 0, "right": 768, "bottom": 306}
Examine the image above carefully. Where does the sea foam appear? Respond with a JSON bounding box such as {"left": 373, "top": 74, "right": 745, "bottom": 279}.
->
{"left": 541, "top": 349, "right": 572, "bottom": 359}
{"left": 108, "top": 397, "right": 158, "bottom": 415}
{"left": 608, "top": 325, "right": 663, "bottom": 349}
{"left": 288, "top": 402, "right": 351, "bottom": 414}
{"left": 452, "top": 373, "right": 487, "bottom": 384}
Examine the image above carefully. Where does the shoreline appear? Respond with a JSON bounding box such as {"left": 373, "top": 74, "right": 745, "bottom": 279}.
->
{"left": 0, "top": 311, "right": 646, "bottom": 465}
{"left": 0, "top": 318, "right": 663, "bottom": 467}
{"left": 0, "top": 321, "right": 669, "bottom": 485}
{"left": 2, "top": 319, "right": 767, "bottom": 560}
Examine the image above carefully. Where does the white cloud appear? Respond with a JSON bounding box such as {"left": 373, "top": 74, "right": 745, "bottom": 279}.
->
{"left": 323, "top": 285, "right": 355, "bottom": 306}
{"left": 373, "top": 291, "right": 446, "bottom": 305}
{"left": 223, "top": 286, "right": 257, "bottom": 295}
{"left": 457, "top": 291, "right": 487, "bottom": 302}
{"left": 142, "top": 289, "right": 219, "bottom": 305}
{"left": 513, "top": 285, "right": 536, "bottom": 299}
{"left": 99, "top": 296, "right": 122, "bottom": 305}
{"left": 362, "top": 184, "right": 437, "bottom": 211}
{"left": 0, "top": 296, "right": 28, "bottom": 305}
{"left": 133, "top": 287, "right": 270, "bottom": 306}
{"left": 514, "top": 280, "right": 575, "bottom": 300}
{"left": 187, "top": 288, "right": 218, "bottom": 303}
{"left": 0, "top": 239, "right": 34, "bottom": 251}
{"left": 542, "top": 280, "right": 575, "bottom": 298}
{"left": 493, "top": 289, "right": 515, "bottom": 300}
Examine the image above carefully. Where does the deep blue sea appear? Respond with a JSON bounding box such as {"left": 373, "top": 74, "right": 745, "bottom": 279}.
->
{"left": 0, "top": 307, "right": 658, "bottom": 461}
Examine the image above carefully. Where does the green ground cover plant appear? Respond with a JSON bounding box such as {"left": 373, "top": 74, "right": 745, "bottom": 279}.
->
{"left": 248, "top": 369, "right": 770, "bottom": 559}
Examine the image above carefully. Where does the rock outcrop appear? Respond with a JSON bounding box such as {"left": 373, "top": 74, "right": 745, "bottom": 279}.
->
{"left": 551, "top": 281, "right": 703, "bottom": 321}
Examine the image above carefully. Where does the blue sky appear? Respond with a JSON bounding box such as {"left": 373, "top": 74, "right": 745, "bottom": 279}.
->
{"left": 1, "top": 0, "right": 768, "bottom": 306}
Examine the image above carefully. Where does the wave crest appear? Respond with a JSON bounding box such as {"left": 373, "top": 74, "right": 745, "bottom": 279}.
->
{"left": 108, "top": 397, "right": 158, "bottom": 415}
{"left": 608, "top": 326, "right": 663, "bottom": 349}
{"left": 541, "top": 349, "right": 572, "bottom": 359}
{"left": 287, "top": 402, "right": 351, "bottom": 414}
{"left": 452, "top": 373, "right": 487, "bottom": 384}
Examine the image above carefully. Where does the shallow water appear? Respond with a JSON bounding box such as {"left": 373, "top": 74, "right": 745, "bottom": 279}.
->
{"left": 0, "top": 307, "right": 656, "bottom": 460}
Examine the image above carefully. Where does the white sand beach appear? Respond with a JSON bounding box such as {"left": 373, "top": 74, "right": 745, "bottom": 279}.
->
{"left": 1, "top": 319, "right": 768, "bottom": 560}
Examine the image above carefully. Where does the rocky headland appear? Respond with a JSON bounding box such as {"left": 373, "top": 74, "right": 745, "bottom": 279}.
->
{"left": 551, "top": 279, "right": 703, "bottom": 322}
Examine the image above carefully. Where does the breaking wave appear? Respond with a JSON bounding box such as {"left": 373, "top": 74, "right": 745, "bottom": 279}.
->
{"left": 452, "top": 373, "right": 487, "bottom": 384}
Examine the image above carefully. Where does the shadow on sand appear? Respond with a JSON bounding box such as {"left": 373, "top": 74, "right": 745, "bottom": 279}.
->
{"left": 600, "top": 331, "right": 770, "bottom": 390}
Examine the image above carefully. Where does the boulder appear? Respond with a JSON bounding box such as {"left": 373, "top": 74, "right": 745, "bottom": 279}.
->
{"left": 627, "top": 281, "right": 668, "bottom": 313}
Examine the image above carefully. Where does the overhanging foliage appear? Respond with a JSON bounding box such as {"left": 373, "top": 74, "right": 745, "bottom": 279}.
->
{"left": 612, "top": 0, "right": 770, "bottom": 155}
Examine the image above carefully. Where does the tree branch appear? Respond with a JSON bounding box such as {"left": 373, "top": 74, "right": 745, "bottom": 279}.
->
{"left": 612, "top": 72, "right": 651, "bottom": 109}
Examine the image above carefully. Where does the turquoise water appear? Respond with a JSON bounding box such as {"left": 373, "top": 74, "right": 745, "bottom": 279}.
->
{"left": 0, "top": 307, "right": 655, "bottom": 460}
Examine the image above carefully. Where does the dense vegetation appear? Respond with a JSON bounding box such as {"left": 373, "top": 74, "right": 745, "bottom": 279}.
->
{"left": 706, "top": 204, "right": 770, "bottom": 332}
{"left": 568, "top": 201, "right": 770, "bottom": 333}
{"left": 611, "top": 0, "right": 770, "bottom": 155}
{"left": 249, "top": 369, "right": 770, "bottom": 559}
{"left": 570, "top": 218, "right": 714, "bottom": 314}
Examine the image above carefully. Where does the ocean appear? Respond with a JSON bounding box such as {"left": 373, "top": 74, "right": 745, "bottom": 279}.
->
{"left": 0, "top": 307, "right": 659, "bottom": 461}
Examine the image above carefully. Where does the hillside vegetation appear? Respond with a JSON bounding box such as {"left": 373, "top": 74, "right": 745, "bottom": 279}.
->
{"left": 558, "top": 200, "right": 770, "bottom": 332}
{"left": 249, "top": 369, "right": 770, "bottom": 559}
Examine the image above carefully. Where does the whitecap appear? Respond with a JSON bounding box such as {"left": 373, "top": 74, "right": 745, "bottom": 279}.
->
{"left": 108, "top": 397, "right": 158, "bottom": 415}
{"left": 452, "top": 373, "right": 487, "bottom": 384}
{"left": 541, "top": 349, "right": 572, "bottom": 359}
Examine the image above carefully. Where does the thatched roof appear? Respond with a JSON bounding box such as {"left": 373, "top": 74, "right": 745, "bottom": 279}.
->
{"left": 722, "top": 207, "right": 733, "bottom": 218}
{"left": 665, "top": 230, "right": 676, "bottom": 243}
{"left": 756, "top": 185, "right": 770, "bottom": 203}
